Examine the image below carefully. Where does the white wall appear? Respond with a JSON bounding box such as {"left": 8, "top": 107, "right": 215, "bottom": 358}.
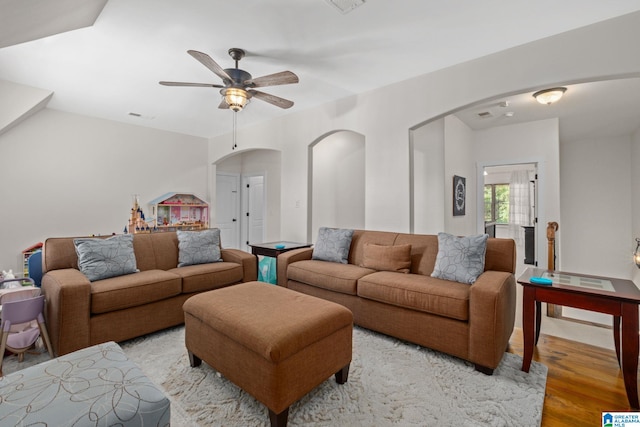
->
{"left": 0, "top": 80, "right": 52, "bottom": 135}
{"left": 559, "top": 133, "right": 633, "bottom": 325}
{"left": 411, "top": 119, "right": 445, "bottom": 234}
{"left": 311, "top": 131, "right": 365, "bottom": 238}
{"left": 474, "top": 119, "right": 560, "bottom": 269}
{"left": 0, "top": 109, "right": 208, "bottom": 272}
{"left": 560, "top": 135, "right": 634, "bottom": 278}
{"left": 444, "top": 115, "right": 476, "bottom": 236}
{"left": 208, "top": 12, "right": 640, "bottom": 247}
{"left": 634, "top": 128, "right": 640, "bottom": 284}
{"left": 3, "top": 11, "right": 640, "bottom": 285}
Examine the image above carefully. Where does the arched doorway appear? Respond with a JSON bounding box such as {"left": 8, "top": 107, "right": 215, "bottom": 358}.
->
{"left": 308, "top": 130, "right": 365, "bottom": 242}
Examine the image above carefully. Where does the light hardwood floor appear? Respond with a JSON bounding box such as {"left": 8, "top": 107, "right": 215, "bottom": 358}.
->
{"left": 509, "top": 327, "right": 632, "bottom": 426}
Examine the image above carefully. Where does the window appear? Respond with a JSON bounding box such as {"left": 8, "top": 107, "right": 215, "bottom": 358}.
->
{"left": 484, "top": 184, "right": 509, "bottom": 224}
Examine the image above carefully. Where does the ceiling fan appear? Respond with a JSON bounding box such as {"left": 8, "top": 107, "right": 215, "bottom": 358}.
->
{"left": 159, "top": 48, "right": 299, "bottom": 112}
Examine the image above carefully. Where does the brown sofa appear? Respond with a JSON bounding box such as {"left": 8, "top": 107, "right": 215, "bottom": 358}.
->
{"left": 277, "top": 230, "right": 516, "bottom": 374}
{"left": 41, "top": 231, "right": 257, "bottom": 356}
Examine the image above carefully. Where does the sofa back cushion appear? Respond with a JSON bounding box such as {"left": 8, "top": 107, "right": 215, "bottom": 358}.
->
{"left": 393, "top": 234, "right": 439, "bottom": 275}
{"left": 44, "top": 232, "right": 182, "bottom": 273}
{"left": 133, "top": 232, "right": 179, "bottom": 271}
{"left": 348, "top": 230, "right": 515, "bottom": 276}
{"left": 484, "top": 237, "right": 516, "bottom": 273}
{"left": 43, "top": 237, "right": 82, "bottom": 272}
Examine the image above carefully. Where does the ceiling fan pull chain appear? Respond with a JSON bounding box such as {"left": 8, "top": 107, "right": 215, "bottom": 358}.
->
{"left": 232, "top": 111, "right": 238, "bottom": 150}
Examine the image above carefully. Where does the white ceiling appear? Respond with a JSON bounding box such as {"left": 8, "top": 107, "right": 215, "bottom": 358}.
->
{"left": 2, "top": 0, "right": 640, "bottom": 139}
{"left": 454, "top": 78, "right": 640, "bottom": 142}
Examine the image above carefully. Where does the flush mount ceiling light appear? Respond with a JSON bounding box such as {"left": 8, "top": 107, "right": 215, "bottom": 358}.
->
{"left": 533, "top": 87, "right": 567, "bottom": 105}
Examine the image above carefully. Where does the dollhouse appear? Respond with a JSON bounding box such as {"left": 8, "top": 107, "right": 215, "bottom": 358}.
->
{"left": 148, "top": 193, "right": 209, "bottom": 231}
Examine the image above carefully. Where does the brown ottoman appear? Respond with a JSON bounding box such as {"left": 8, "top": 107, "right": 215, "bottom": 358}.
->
{"left": 183, "top": 281, "right": 353, "bottom": 427}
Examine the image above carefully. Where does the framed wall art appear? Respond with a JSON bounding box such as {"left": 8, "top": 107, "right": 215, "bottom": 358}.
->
{"left": 453, "top": 175, "right": 466, "bottom": 216}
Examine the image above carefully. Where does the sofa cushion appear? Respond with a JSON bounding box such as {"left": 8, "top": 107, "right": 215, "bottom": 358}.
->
{"left": 312, "top": 227, "right": 354, "bottom": 264}
{"left": 431, "top": 233, "right": 488, "bottom": 284}
{"left": 169, "top": 262, "right": 244, "bottom": 293}
{"left": 392, "top": 234, "right": 439, "bottom": 275}
{"left": 357, "top": 271, "right": 471, "bottom": 321}
{"left": 132, "top": 232, "right": 179, "bottom": 271}
{"left": 348, "top": 230, "right": 398, "bottom": 266}
{"left": 90, "top": 269, "right": 182, "bottom": 314}
{"left": 287, "top": 260, "right": 375, "bottom": 295}
{"left": 361, "top": 243, "right": 411, "bottom": 273}
{"left": 177, "top": 229, "right": 222, "bottom": 267}
{"left": 74, "top": 234, "right": 138, "bottom": 282}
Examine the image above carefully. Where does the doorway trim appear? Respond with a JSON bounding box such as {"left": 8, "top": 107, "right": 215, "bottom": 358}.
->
{"left": 477, "top": 158, "right": 545, "bottom": 270}
{"left": 241, "top": 172, "right": 266, "bottom": 252}
{"left": 215, "top": 171, "right": 241, "bottom": 249}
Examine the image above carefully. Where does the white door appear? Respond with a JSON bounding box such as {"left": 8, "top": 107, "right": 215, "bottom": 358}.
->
{"left": 241, "top": 175, "right": 265, "bottom": 252}
{"left": 216, "top": 173, "right": 240, "bottom": 249}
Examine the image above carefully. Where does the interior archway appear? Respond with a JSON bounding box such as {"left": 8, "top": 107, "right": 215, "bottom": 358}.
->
{"left": 308, "top": 130, "right": 365, "bottom": 242}
{"left": 410, "top": 75, "right": 640, "bottom": 239}
{"left": 213, "top": 148, "right": 282, "bottom": 249}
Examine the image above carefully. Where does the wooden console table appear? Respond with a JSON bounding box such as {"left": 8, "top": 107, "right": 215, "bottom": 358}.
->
{"left": 517, "top": 267, "right": 640, "bottom": 409}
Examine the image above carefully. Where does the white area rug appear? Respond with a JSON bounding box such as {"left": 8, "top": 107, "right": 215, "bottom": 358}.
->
{"left": 3, "top": 326, "right": 547, "bottom": 426}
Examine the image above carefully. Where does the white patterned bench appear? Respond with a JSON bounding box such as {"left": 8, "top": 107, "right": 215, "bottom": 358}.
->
{"left": 0, "top": 341, "right": 169, "bottom": 426}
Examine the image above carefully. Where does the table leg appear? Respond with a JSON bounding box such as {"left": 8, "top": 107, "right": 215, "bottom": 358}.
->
{"left": 535, "top": 301, "right": 542, "bottom": 346}
{"left": 613, "top": 315, "right": 621, "bottom": 368}
{"left": 621, "top": 303, "right": 639, "bottom": 409}
{"left": 522, "top": 286, "right": 536, "bottom": 373}
{"left": 251, "top": 250, "right": 261, "bottom": 281}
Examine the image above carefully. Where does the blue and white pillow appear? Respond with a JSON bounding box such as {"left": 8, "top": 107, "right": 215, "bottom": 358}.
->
{"left": 74, "top": 234, "right": 138, "bottom": 282}
{"left": 431, "top": 232, "right": 488, "bottom": 284}
{"left": 312, "top": 227, "right": 354, "bottom": 264}
{"left": 177, "top": 229, "right": 222, "bottom": 267}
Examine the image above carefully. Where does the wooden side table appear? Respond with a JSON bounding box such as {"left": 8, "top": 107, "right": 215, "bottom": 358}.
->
{"left": 517, "top": 267, "right": 640, "bottom": 409}
{"left": 249, "top": 242, "right": 312, "bottom": 283}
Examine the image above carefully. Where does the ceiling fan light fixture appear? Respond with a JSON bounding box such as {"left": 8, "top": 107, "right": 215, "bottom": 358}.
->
{"left": 224, "top": 88, "right": 249, "bottom": 112}
{"left": 533, "top": 87, "right": 567, "bottom": 105}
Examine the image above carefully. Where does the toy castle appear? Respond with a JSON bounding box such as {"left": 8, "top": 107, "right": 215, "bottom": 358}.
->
{"left": 126, "top": 195, "right": 155, "bottom": 234}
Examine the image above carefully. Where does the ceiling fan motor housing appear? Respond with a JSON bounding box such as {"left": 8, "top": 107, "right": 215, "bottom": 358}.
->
{"left": 223, "top": 68, "right": 252, "bottom": 86}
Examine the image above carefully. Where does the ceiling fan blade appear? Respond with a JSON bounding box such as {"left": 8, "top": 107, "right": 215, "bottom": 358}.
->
{"left": 159, "top": 81, "right": 224, "bottom": 88}
{"left": 187, "top": 50, "right": 233, "bottom": 82}
{"left": 218, "top": 99, "right": 229, "bottom": 109}
{"left": 246, "top": 71, "right": 299, "bottom": 88}
{"left": 249, "top": 89, "right": 294, "bottom": 109}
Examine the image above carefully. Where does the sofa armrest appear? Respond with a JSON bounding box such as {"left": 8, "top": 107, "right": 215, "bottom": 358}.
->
{"left": 41, "top": 269, "right": 91, "bottom": 356}
{"left": 221, "top": 248, "right": 257, "bottom": 282}
{"left": 468, "top": 270, "right": 516, "bottom": 371}
{"left": 277, "top": 247, "right": 314, "bottom": 287}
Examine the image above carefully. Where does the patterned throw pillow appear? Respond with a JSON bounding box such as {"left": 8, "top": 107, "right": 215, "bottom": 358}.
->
{"left": 312, "top": 227, "right": 354, "bottom": 264}
{"left": 74, "top": 234, "right": 138, "bottom": 282}
{"left": 431, "top": 232, "right": 489, "bottom": 284}
{"left": 177, "top": 229, "right": 222, "bottom": 267}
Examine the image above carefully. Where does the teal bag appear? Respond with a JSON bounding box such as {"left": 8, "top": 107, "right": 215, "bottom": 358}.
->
{"left": 258, "top": 256, "right": 277, "bottom": 284}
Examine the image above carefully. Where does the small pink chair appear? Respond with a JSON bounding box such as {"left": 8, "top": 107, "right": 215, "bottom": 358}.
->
{"left": 0, "top": 281, "right": 53, "bottom": 376}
